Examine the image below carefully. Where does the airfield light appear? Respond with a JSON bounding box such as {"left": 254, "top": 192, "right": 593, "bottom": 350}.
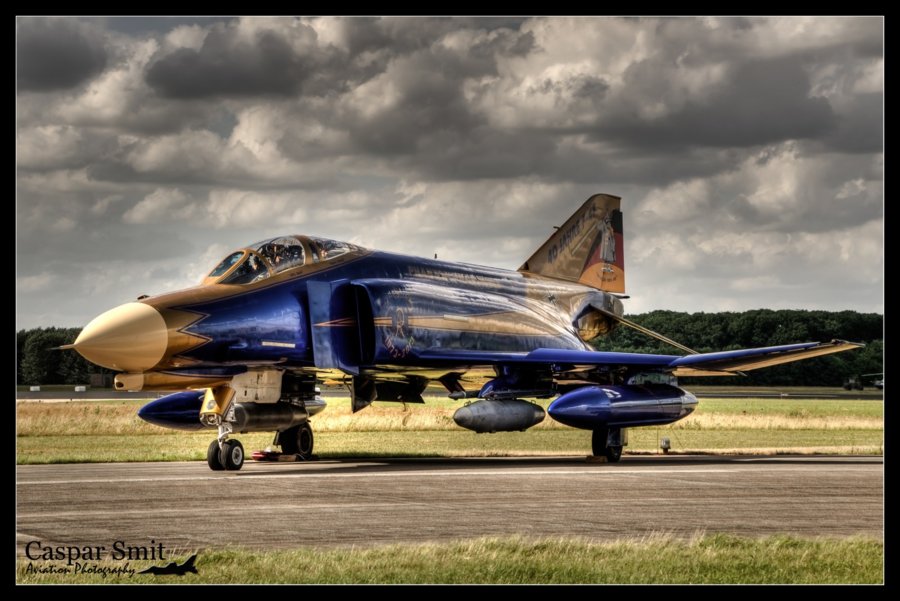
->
{"left": 660, "top": 437, "right": 671, "bottom": 454}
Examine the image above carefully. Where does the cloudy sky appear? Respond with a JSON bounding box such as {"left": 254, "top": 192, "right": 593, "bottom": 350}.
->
{"left": 16, "top": 17, "right": 883, "bottom": 329}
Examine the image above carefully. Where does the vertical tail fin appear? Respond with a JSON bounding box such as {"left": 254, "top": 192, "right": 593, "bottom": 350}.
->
{"left": 518, "top": 193, "right": 625, "bottom": 293}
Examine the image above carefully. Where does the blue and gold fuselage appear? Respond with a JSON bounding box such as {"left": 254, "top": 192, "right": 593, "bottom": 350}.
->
{"left": 132, "top": 242, "right": 620, "bottom": 389}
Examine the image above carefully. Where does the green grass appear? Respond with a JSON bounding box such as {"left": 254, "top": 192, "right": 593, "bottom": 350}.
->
{"left": 16, "top": 396, "right": 883, "bottom": 464}
{"left": 16, "top": 534, "right": 883, "bottom": 584}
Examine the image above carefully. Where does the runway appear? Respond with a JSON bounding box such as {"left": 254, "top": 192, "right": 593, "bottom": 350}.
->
{"left": 17, "top": 456, "right": 882, "bottom": 552}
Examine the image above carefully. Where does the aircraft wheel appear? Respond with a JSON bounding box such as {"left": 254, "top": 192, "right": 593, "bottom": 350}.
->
{"left": 605, "top": 446, "right": 623, "bottom": 463}
{"left": 591, "top": 428, "right": 609, "bottom": 457}
{"left": 280, "top": 422, "right": 314, "bottom": 459}
{"left": 592, "top": 428, "right": 623, "bottom": 462}
{"left": 207, "top": 440, "right": 225, "bottom": 471}
{"left": 221, "top": 439, "right": 244, "bottom": 471}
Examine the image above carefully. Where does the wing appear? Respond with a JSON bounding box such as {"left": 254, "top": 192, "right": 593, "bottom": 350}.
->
{"left": 416, "top": 340, "right": 862, "bottom": 376}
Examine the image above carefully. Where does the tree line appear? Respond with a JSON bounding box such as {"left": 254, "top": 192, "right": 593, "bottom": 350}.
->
{"left": 16, "top": 327, "right": 99, "bottom": 386}
{"left": 17, "top": 309, "right": 883, "bottom": 387}
{"left": 593, "top": 309, "right": 883, "bottom": 386}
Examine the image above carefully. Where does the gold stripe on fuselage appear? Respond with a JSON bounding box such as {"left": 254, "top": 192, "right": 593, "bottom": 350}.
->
{"left": 314, "top": 317, "right": 358, "bottom": 327}
{"left": 373, "top": 312, "right": 563, "bottom": 337}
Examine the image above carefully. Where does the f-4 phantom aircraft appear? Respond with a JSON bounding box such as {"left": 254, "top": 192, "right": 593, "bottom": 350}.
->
{"left": 70, "top": 194, "right": 860, "bottom": 470}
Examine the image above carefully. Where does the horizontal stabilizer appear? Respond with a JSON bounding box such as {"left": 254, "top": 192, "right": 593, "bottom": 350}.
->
{"left": 668, "top": 340, "right": 864, "bottom": 376}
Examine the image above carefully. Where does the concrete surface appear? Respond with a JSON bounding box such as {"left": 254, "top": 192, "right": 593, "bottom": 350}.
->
{"left": 17, "top": 455, "right": 882, "bottom": 553}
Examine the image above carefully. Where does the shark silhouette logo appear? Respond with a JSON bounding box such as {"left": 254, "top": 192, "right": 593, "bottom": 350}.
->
{"left": 138, "top": 554, "right": 198, "bottom": 576}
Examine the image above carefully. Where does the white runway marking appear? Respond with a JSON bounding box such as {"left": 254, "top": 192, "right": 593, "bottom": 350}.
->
{"left": 18, "top": 465, "right": 878, "bottom": 486}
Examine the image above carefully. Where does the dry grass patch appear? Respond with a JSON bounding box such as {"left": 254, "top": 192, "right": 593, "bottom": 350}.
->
{"left": 16, "top": 395, "right": 883, "bottom": 464}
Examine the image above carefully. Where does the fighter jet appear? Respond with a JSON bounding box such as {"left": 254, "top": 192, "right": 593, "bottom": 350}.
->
{"left": 69, "top": 194, "right": 860, "bottom": 469}
{"left": 138, "top": 554, "right": 198, "bottom": 576}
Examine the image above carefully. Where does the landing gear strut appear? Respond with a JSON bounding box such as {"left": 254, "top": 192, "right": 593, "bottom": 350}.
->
{"left": 206, "top": 418, "right": 245, "bottom": 471}
{"left": 592, "top": 427, "right": 627, "bottom": 463}
{"left": 201, "top": 385, "right": 244, "bottom": 471}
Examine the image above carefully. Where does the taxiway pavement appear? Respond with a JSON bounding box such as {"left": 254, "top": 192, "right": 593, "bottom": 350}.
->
{"left": 17, "top": 455, "right": 882, "bottom": 552}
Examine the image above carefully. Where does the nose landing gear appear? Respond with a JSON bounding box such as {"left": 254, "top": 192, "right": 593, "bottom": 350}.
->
{"left": 206, "top": 419, "right": 245, "bottom": 471}
{"left": 208, "top": 439, "right": 245, "bottom": 470}
{"left": 200, "top": 385, "right": 245, "bottom": 471}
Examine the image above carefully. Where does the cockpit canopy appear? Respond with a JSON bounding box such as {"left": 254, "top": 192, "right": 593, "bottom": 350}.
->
{"left": 204, "top": 235, "right": 363, "bottom": 286}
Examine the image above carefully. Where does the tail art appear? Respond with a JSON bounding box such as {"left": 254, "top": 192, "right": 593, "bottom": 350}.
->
{"left": 519, "top": 194, "right": 625, "bottom": 293}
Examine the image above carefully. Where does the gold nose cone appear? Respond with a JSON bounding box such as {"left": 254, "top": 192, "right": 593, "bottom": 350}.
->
{"left": 74, "top": 302, "right": 168, "bottom": 372}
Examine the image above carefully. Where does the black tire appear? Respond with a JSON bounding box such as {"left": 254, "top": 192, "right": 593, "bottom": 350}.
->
{"left": 605, "top": 446, "right": 623, "bottom": 463}
{"left": 591, "top": 428, "right": 609, "bottom": 457}
{"left": 280, "top": 422, "right": 314, "bottom": 459}
{"left": 221, "top": 439, "right": 244, "bottom": 471}
{"left": 207, "top": 440, "right": 225, "bottom": 471}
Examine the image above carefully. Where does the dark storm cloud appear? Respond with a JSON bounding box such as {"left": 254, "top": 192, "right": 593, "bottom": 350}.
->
{"left": 386, "top": 128, "right": 556, "bottom": 180}
{"left": 345, "top": 50, "right": 491, "bottom": 156}
{"left": 17, "top": 17, "right": 107, "bottom": 92}
{"left": 280, "top": 22, "right": 859, "bottom": 186}
{"left": 339, "top": 17, "right": 528, "bottom": 55}
{"left": 278, "top": 22, "right": 538, "bottom": 163}
{"left": 146, "top": 23, "right": 315, "bottom": 98}
{"left": 14, "top": 17, "right": 883, "bottom": 328}
{"left": 145, "top": 17, "right": 535, "bottom": 104}
{"left": 598, "top": 58, "right": 835, "bottom": 150}
{"left": 822, "top": 92, "right": 884, "bottom": 154}
{"left": 105, "top": 16, "right": 234, "bottom": 35}
{"left": 573, "top": 75, "right": 610, "bottom": 100}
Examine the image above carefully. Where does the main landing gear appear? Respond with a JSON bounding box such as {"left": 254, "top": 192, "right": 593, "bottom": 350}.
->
{"left": 592, "top": 427, "right": 627, "bottom": 463}
{"left": 207, "top": 422, "right": 317, "bottom": 471}
{"left": 276, "top": 422, "right": 315, "bottom": 460}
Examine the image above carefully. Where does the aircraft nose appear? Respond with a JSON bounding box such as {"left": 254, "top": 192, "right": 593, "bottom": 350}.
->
{"left": 74, "top": 302, "right": 168, "bottom": 372}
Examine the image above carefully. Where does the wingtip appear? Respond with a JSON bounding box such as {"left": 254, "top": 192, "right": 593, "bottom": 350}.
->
{"left": 828, "top": 339, "right": 866, "bottom": 348}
